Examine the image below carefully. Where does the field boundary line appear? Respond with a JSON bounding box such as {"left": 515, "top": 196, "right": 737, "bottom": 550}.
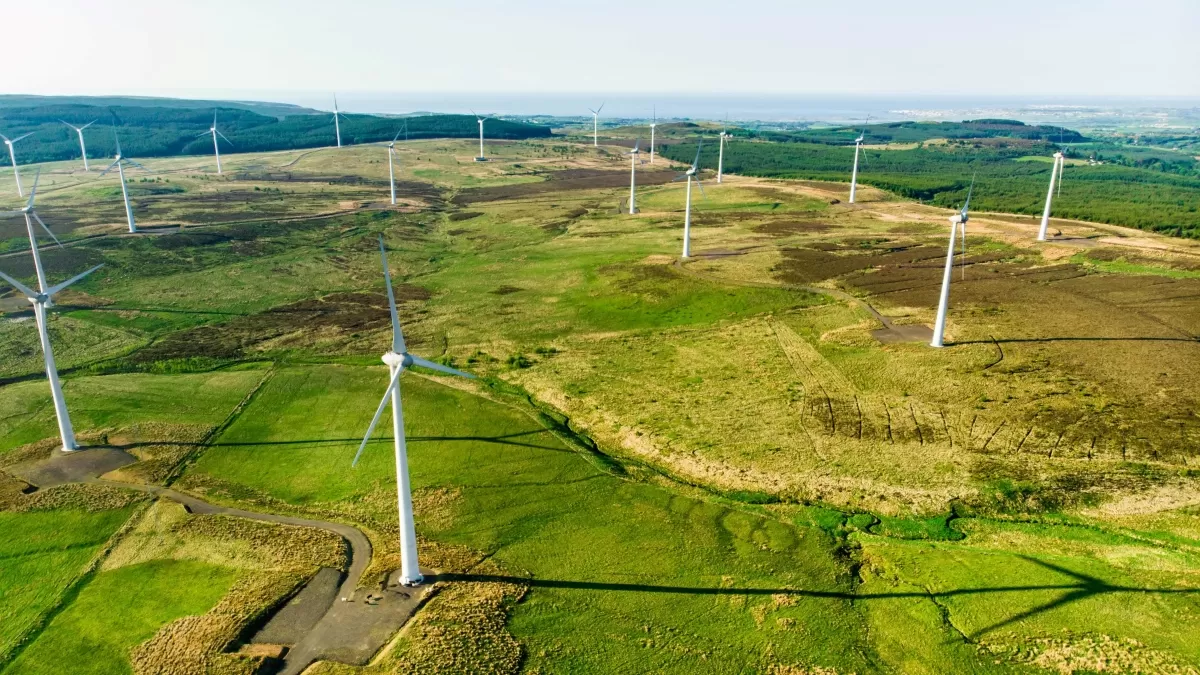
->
{"left": 164, "top": 365, "right": 276, "bottom": 487}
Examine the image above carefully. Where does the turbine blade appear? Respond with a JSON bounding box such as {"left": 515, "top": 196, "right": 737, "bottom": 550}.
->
{"left": 46, "top": 264, "right": 104, "bottom": 296}
{"left": 26, "top": 169, "right": 40, "bottom": 210}
{"left": 696, "top": 179, "right": 707, "bottom": 200}
{"left": 99, "top": 160, "right": 120, "bottom": 176}
{"left": 33, "top": 213, "right": 64, "bottom": 249}
{"left": 378, "top": 236, "right": 405, "bottom": 353}
{"left": 60, "top": 120, "right": 78, "bottom": 131}
{"left": 0, "top": 210, "right": 22, "bottom": 217}
{"left": 962, "top": 173, "right": 976, "bottom": 216}
{"left": 12, "top": 132, "right": 33, "bottom": 143}
{"left": 197, "top": 129, "right": 212, "bottom": 138}
{"left": 83, "top": 120, "right": 97, "bottom": 129}
{"left": 692, "top": 139, "right": 702, "bottom": 170}
{"left": 126, "top": 159, "right": 151, "bottom": 172}
{"left": 393, "top": 129, "right": 403, "bottom": 143}
{"left": 597, "top": 102, "right": 605, "bottom": 114}
{"left": 0, "top": 268, "right": 37, "bottom": 298}
{"left": 410, "top": 355, "right": 475, "bottom": 379}
{"left": 217, "top": 130, "right": 233, "bottom": 146}
{"left": 113, "top": 129, "right": 122, "bottom": 156}
{"left": 352, "top": 368, "right": 403, "bottom": 467}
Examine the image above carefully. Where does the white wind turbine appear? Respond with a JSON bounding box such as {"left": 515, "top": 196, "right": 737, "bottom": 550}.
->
{"left": 198, "top": 111, "right": 234, "bottom": 174}
{"left": 1037, "top": 150, "right": 1066, "bottom": 241}
{"left": 849, "top": 116, "right": 870, "bottom": 204}
{"left": 99, "top": 130, "right": 150, "bottom": 234}
{"left": 717, "top": 119, "right": 730, "bottom": 184}
{"left": 333, "top": 95, "right": 346, "bottom": 148}
{"left": 61, "top": 120, "right": 97, "bottom": 171}
{"left": 2, "top": 132, "right": 34, "bottom": 197}
{"left": 382, "top": 122, "right": 408, "bottom": 205}
{"left": 931, "top": 176, "right": 974, "bottom": 348}
{"left": 588, "top": 103, "right": 605, "bottom": 147}
{"left": 627, "top": 139, "right": 641, "bottom": 214}
{"left": 674, "top": 139, "right": 705, "bottom": 258}
{"left": 649, "top": 106, "right": 657, "bottom": 164}
{"left": 472, "top": 110, "right": 489, "bottom": 161}
{"left": 0, "top": 173, "right": 104, "bottom": 452}
{"left": 352, "top": 237, "right": 475, "bottom": 586}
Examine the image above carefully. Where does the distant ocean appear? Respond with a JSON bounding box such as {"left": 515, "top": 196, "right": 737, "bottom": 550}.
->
{"left": 237, "top": 92, "right": 1200, "bottom": 125}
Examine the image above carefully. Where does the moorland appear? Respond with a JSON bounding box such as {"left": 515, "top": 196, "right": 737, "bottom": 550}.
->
{"left": 0, "top": 117, "right": 1198, "bottom": 675}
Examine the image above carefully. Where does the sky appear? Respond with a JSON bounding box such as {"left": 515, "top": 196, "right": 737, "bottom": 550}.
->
{"left": 7, "top": 0, "right": 1198, "bottom": 108}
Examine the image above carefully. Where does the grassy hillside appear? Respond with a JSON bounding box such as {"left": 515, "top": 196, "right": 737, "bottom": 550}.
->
{"left": 0, "top": 104, "right": 551, "bottom": 165}
{"left": 0, "top": 94, "right": 317, "bottom": 118}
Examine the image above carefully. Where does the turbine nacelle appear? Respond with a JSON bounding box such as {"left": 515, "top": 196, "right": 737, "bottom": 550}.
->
{"left": 382, "top": 351, "right": 411, "bottom": 369}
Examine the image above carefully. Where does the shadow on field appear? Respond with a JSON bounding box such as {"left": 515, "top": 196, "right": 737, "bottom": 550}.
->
{"left": 431, "top": 557, "right": 1199, "bottom": 638}
{"left": 117, "top": 430, "right": 572, "bottom": 453}
{"left": 957, "top": 336, "right": 1199, "bottom": 345}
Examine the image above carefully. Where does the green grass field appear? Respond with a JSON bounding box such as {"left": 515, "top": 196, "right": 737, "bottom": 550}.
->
{"left": 0, "top": 509, "right": 136, "bottom": 662}
{"left": 4, "top": 559, "right": 237, "bottom": 675}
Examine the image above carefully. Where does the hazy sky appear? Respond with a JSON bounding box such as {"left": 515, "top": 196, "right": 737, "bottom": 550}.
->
{"left": 7, "top": 0, "right": 1198, "bottom": 103}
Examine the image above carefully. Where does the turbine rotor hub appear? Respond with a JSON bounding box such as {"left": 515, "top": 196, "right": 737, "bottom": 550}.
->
{"left": 382, "top": 351, "right": 410, "bottom": 368}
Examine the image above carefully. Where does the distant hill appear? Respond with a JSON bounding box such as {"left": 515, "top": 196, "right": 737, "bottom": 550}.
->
{"left": 0, "top": 102, "right": 553, "bottom": 165}
{"left": 747, "top": 120, "right": 1088, "bottom": 145}
{"left": 0, "top": 95, "right": 319, "bottom": 119}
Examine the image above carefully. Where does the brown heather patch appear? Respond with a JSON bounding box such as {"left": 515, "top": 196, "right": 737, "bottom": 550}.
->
{"left": 375, "top": 558, "right": 527, "bottom": 675}
{"left": 981, "top": 632, "right": 1199, "bottom": 675}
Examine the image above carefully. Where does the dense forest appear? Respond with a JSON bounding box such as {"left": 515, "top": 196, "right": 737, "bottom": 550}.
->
{"left": 0, "top": 104, "right": 551, "bottom": 165}
{"left": 745, "top": 119, "right": 1088, "bottom": 145}
{"left": 663, "top": 139, "right": 1200, "bottom": 239}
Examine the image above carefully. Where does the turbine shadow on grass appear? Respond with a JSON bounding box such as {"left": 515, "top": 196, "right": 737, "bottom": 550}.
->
{"left": 430, "top": 556, "right": 1199, "bottom": 639}
{"left": 115, "top": 430, "right": 572, "bottom": 453}
{"left": 956, "top": 336, "right": 1199, "bottom": 345}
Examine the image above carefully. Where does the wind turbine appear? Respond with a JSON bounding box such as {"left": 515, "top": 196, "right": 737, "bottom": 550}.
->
{"left": 588, "top": 103, "right": 605, "bottom": 147}
{"left": 198, "top": 111, "right": 234, "bottom": 175}
{"left": 61, "top": 120, "right": 97, "bottom": 171}
{"left": 0, "top": 174, "right": 104, "bottom": 452}
{"left": 849, "top": 116, "right": 870, "bottom": 204}
{"left": 333, "top": 95, "right": 345, "bottom": 148}
{"left": 352, "top": 237, "right": 475, "bottom": 586}
{"left": 674, "top": 139, "right": 705, "bottom": 258}
{"left": 627, "top": 139, "right": 641, "bottom": 215}
{"left": 1, "top": 132, "right": 34, "bottom": 197}
{"left": 472, "top": 110, "right": 489, "bottom": 161}
{"left": 649, "top": 106, "right": 657, "bottom": 164}
{"left": 382, "top": 123, "right": 407, "bottom": 205}
{"left": 717, "top": 119, "right": 730, "bottom": 184}
{"left": 931, "top": 176, "right": 974, "bottom": 348}
{"left": 99, "top": 130, "right": 150, "bottom": 234}
{"left": 1037, "top": 150, "right": 1065, "bottom": 241}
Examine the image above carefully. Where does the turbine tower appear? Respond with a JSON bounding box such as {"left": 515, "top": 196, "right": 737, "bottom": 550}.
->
{"left": 849, "top": 116, "right": 870, "bottom": 204}
{"left": 333, "top": 95, "right": 344, "bottom": 148}
{"left": 588, "top": 103, "right": 605, "bottom": 147}
{"left": 931, "top": 176, "right": 974, "bottom": 348}
{"left": 674, "top": 140, "right": 705, "bottom": 258}
{"left": 717, "top": 120, "right": 729, "bottom": 184}
{"left": 1037, "top": 151, "right": 1065, "bottom": 241}
{"left": 383, "top": 124, "right": 407, "bottom": 205}
{"left": 352, "top": 237, "right": 475, "bottom": 586}
{"left": 627, "top": 139, "right": 640, "bottom": 215}
{"left": 0, "top": 174, "right": 104, "bottom": 452}
{"left": 649, "top": 106, "right": 657, "bottom": 164}
{"left": 61, "top": 120, "right": 97, "bottom": 171}
{"left": 472, "top": 111, "right": 489, "bottom": 161}
{"left": 1, "top": 132, "right": 34, "bottom": 197}
{"left": 99, "top": 130, "right": 150, "bottom": 234}
{"left": 199, "top": 111, "right": 234, "bottom": 174}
